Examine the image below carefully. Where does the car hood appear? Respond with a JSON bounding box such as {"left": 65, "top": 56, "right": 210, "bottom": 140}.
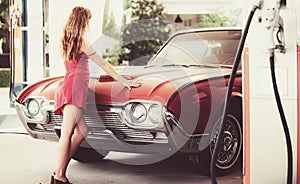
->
{"left": 17, "top": 65, "right": 236, "bottom": 105}
{"left": 17, "top": 76, "right": 63, "bottom": 102}
{"left": 89, "top": 65, "right": 235, "bottom": 105}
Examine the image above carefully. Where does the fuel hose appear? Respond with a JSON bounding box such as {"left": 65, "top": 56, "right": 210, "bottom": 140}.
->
{"left": 269, "top": 52, "right": 292, "bottom": 184}
{"left": 210, "top": 3, "right": 260, "bottom": 184}
{"left": 210, "top": 1, "right": 293, "bottom": 183}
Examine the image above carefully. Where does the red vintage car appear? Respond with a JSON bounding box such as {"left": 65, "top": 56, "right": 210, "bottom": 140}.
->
{"left": 15, "top": 27, "right": 242, "bottom": 175}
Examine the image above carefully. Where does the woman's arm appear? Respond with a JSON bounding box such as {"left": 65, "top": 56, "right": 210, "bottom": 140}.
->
{"left": 81, "top": 40, "right": 140, "bottom": 89}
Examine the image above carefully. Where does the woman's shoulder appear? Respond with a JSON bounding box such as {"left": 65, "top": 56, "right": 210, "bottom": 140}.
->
{"left": 81, "top": 38, "right": 91, "bottom": 52}
{"left": 81, "top": 38, "right": 96, "bottom": 57}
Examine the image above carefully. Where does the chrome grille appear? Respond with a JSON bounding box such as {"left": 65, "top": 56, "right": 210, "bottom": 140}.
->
{"left": 47, "top": 111, "right": 154, "bottom": 141}
{"left": 28, "top": 112, "right": 61, "bottom": 132}
{"left": 42, "top": 112, "right": 63, "bottom": 132}
{"left": 49, "top": 112, "right": 63, "bottom": 123}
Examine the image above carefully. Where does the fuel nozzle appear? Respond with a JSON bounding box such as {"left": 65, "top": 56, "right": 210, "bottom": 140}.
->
{"left": 263, "top": 0, "right": 286, "bottom": 53}
{"left": 279, "top": 0, "right": 287, "bottom": 7}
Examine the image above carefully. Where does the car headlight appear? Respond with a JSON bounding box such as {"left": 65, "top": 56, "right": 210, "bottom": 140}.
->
{"left": 22, "top": 97, "right": 50, "bottom": 123}
{"left": 123, "top": 101, "right": 164, "bottom": 130}
{"left": 130, "top": 103, "right": 147, "bottom": 123}
{"left": 26, "top": 98, "right": 40, "bottom": 116}
{"left": 148, "top": 104, "right": 162, "bottom": 124}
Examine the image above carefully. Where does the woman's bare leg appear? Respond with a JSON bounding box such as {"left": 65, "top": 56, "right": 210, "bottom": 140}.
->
{"left": 54, "top": 104, "right": 86, "bottom": 182}
{"left": 65, "top": 117, "right": 88, "bottom": 172}
{"left": 52, "top": 115, "right": 88, "bottom": 177}
{"left": 69, "top": 117, "right": 88, "bottom": 157}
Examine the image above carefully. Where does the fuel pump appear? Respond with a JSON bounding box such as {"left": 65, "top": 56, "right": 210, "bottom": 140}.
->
{"left": 263, "top": 1, "right": 293, "bottom": 184}
{"left": 243, "top": 0, "right": 299, "bottom": 183}
{"left": 211, "top": 0, "right": 299, "bottom": 184}
{"left": 262, "top": 0, "right": 293, "bottom": 183}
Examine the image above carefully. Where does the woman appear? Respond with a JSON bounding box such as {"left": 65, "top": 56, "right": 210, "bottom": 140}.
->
{"left": 51, "top": 6, "right": 140, "bottom": 184}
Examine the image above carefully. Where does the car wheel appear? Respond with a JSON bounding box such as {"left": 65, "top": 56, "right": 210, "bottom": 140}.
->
{"left": 188, "top": 113, "right": 242, "bottom": 176}
{"left": 210, "top": 113, "right": 242, "bottom": 175}
{"left": 72, "top": 147, "right": 109, "bottom": 162}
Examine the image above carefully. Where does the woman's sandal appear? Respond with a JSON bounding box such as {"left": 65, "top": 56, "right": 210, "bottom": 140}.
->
{"left": 50, "top": 175, "right": 54, "bottom": 184}
{"left": 50, "top": 174, "right": 72, "bottom": 184}
{"left": 53, "top": 178, "right": 72, "bottom": 184}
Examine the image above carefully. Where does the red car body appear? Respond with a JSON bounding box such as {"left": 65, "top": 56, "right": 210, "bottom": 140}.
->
{"left": 16, "top": 28, "right": 242, "bottom": 175}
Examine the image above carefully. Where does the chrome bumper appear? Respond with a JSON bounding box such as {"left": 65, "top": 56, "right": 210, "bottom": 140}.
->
{"left": 15, "top": 103, "right": 59, "bottom": 142}
{"left": 15, "top": 102, "right": 172, "bottom": 153}
{"left": 16, "top": 101, "right": 210, "bottom": 153}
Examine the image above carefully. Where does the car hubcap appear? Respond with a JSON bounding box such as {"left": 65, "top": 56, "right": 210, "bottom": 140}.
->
{"left": 210, "top": 114, "right": 242, "bottom": 170}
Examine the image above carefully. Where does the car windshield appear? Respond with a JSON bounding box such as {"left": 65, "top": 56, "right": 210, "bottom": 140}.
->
{"left": 148, "top": 30, "right": 241, "bottom": 67}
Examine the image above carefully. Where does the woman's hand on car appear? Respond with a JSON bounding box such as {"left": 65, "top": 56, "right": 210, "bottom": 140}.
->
{"left": 123, "top": 79, "right": 141, "bottom": 90}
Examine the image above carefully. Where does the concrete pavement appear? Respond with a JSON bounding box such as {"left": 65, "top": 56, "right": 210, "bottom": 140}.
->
{"left": 0, "top": 134, "right": 242, "bottom": 184}
{"left": 0, "top": 87, "right": 25, "bottom": 133}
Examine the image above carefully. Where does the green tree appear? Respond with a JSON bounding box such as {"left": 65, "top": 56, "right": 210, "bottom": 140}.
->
{"left": 102, "top": 0, "right": 119, "bottom": 39}
{"left": 119, "top": 0, "right": 171, "bottom": 66}
{"left": 196, "top": 13, "right": 238, "bottom": 28}
{"left": 123, "top": 0, "right": 132, "bottom": 10}
{"left": 101, "top": 0, "right": 121, "bottom": 65}
{"left": 0, "top": 0, "right": 9, "bottom": 53}
{"left": 122, "top": 0, "right": 131, "bottom": 25}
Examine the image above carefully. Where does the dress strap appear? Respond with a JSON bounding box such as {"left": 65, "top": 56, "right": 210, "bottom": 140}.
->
{"left": 87, "top": 51, "right": 96, "bottom": 57}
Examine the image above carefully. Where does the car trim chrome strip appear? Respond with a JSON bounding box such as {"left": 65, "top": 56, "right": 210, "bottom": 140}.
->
{"left": 164, "top": 111, "right": 209, "bottom": 138}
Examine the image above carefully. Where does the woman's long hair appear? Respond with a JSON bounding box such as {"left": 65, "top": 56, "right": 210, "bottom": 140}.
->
{"left": 61, "top": 6, "right": 92, "bottom": 61}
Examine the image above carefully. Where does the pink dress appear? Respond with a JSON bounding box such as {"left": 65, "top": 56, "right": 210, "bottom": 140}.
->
{"left": 54, "top": 53, "right": 90, "bottom": 115}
